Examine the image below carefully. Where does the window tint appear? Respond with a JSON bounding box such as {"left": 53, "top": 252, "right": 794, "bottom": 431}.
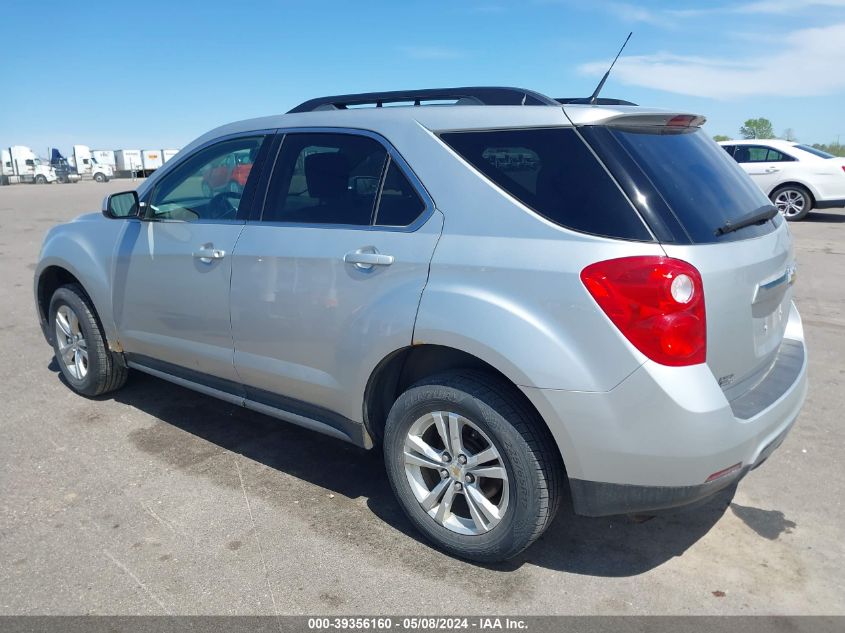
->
{"left": 375, "top": 160, "right": 426, "bottom": 226}
{"left": 440, "top": 128, "right": 650, "bottom": 240}
{"left": 147, "top": 136, "right": 264, "bottom": 221}
{"left": 734, "top": 145, "right": 794, "bottom": 163}
{"left": 263, "top": 133, "right": 388, "bottom": 225}
{"left": 721, "top": 145, "right": 735, "bottom": 156}
{"left": 606, "top": 126, "right": 774, "bottom": 243}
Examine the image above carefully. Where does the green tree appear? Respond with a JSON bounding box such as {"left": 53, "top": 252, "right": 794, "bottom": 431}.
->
{"left": 739, "top": 118, "right": 775, "bottom": 139}
{"left": 713, "top": 134, "right": 732, "bottom": 142}
{"left": 812, "top": 142, "right": 845, "bottom": 157}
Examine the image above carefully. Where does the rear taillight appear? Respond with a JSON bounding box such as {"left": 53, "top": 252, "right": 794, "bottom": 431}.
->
{"left": 841, "top": 165, "right": 845, "bottom": 174}
{"left": 581, "top": 256, "right": 706, "bottom": 366}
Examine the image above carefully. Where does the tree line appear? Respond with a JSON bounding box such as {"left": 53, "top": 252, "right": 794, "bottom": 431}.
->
{"left": 712, "top": 118, "right": 844, "bottom": 157}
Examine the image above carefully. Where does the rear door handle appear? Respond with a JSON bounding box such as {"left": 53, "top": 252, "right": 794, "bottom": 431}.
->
{"left": 344, "top": 247, "right": 394, "bottom": 270}
{"left": 193, "top": 244, "right": 226, "bottom": 263}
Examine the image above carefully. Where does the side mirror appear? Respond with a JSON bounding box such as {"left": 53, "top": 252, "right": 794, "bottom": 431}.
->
{"left": 102, "top": 191, "right": 139, "bottom": 219}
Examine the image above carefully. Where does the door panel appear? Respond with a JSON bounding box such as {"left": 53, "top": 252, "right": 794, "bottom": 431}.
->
{"left": 114, "top": 220, "right": 245, "bottom": 381}
{"left": 230, "top": 211, "right": 443, "bottom": 422}
{"left": 113, "top": 134, "right": 269, "bottom": 383}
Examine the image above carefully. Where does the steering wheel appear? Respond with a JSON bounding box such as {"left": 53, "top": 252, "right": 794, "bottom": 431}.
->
{"left": 208, "top": 191, "right": 240, "bottom": 220}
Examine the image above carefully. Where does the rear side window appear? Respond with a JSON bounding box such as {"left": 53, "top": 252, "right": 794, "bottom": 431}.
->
{"left": 735, "top": 145, "right": 795, "bottom": 163}
{"left": 440, "top": 128, "right": 651, "bottom": 240}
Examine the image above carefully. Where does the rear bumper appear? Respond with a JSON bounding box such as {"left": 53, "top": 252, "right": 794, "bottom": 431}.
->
{"left": 522, "top": 302, "right": 807, "bottom": 517}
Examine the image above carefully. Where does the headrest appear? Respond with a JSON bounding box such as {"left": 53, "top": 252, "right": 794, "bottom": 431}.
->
{"left": 305, "top": 152, "right": 349, "bottom": 199}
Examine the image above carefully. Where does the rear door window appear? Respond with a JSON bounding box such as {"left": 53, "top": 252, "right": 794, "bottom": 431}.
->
{"left": 440, "top": 128, "right": 651, "bottom": 240}
{"left": 263, "top": 133, "right": 388, "bottom": 225}
{"left": 374, "top": 160, "right": 426, "bottom": 227}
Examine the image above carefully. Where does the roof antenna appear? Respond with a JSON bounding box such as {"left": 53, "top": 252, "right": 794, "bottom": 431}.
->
{"left": 589, "top": 32, "right": 632, "bottom": 105}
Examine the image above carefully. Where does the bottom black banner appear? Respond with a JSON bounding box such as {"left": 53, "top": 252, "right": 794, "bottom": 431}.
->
{"left": 0, "top": 616, "right": 841, "bottom": 633}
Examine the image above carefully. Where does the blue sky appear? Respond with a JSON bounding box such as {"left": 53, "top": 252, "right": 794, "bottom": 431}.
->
{"left": 1, "top": 0, "right": 844, "bottom": 156}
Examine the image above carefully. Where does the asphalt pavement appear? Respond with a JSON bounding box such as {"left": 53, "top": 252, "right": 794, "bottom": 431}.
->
{"left": 1, "top": 181, "right": 843, "bottom": 615}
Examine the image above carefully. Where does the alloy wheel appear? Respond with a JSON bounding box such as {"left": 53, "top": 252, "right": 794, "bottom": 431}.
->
{"left": 403, "top": 411, "right": 509, "bottom": 535}
{"left": 55, "top": 305, "right": 88, "bottom": 380}
{"left": 774, "top": 189, "right": 806, "bottom": 218}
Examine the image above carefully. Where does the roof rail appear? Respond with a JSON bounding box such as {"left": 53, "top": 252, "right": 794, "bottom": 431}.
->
{"left": 288, "top": 87, "right": 560, "bottom": 113}
{"left": 557, "top": 97, "right": 638, "bottom": 106}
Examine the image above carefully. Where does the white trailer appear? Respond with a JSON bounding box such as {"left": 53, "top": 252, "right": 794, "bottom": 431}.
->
{"left": 1, "top": 146, "right": 57, "bottom": 185}
{"left": 91, "top": 150, "right": 116, "bottom": 168}
{"left": 114, "top": 149, "right": 143, "bottom": 178}
{"left": 141, "top": 149, "right": 163, "bottom": 175}
{"left": 162, "top": 148, "right": 179, "bottom": 164}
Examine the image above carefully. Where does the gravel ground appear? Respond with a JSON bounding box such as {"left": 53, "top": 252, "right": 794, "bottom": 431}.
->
{"left": 1, "top": 181, "right": 843, "bottom": 615}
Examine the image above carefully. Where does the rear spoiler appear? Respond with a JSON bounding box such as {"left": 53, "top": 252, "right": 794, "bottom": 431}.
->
{"left": 562, "top": 105, "right": 707, "bottom": 128}
{"left": 600, "top": 112, "right": 706, "bottom": 128}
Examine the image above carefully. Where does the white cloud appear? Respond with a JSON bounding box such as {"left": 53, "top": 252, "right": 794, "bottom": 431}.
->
{"left": 606, "top": 2, "right": 677, "bottom": 27}
{"left": 733, "top": 0, "right": 845, "bottom": 13}
{"left": 622, "top": 0, "right": 845, "bottom": 21}
{"left": 398, "top": 46, "right": 465, "bottom": 60}
{"left": 578, "top": 22, "right": 845, "bottom": 99}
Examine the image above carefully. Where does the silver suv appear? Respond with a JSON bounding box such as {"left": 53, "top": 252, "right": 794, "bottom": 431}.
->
{"left": 35, "top": 87, "right": 808, "bottom": 562}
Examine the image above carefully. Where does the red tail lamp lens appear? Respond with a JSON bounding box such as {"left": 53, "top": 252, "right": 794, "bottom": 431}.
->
{"left": 581, "top": 256, "right": 706, "bottom": 366}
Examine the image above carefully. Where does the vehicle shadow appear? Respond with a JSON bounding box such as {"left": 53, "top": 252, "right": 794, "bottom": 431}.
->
{"left": 49, "top": 362, "right": 730, "bottom": 578}
{"left": 805, "top": 211, "right": 845, "bottom": 223}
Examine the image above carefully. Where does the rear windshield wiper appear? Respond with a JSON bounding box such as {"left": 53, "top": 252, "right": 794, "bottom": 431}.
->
{"left": 715, "top": 205, "right": 778, "bottom": 236}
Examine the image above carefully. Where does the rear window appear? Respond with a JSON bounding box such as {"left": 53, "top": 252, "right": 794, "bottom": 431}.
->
{"left": 603, "top": 126, "right": 776, "bottom": 243}
{"left": 795, "top": 144, "right": 835, "bottom": 159}
{"left": 440, "top": 128, "right": 651, "bottom": 241}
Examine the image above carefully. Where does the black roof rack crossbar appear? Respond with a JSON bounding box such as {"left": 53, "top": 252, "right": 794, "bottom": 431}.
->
{"left": 557, "top": 97, "right": 638, "bottom": 106}
{"left": 288, "top": 86, "right": 560, "bottom": 113}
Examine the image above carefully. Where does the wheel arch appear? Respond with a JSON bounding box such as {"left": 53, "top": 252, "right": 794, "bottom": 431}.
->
{"left": 769, "top": 180, "right": 818, "bottom": 205}
{"left": 35, "top": 260, "right": 117, "bottom": 350}
{"left": 363, "top": 343, "right": 568, "bottom": 473}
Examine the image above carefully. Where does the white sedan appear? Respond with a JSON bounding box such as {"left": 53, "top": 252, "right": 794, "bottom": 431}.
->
{"left": 719, "top": 139, "right": 845, "bottom": 221}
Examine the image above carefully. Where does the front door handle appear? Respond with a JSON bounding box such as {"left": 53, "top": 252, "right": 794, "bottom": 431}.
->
{"left": 344, "top": 247, "right": 394, "bottom": 270}
{"left": 193, "top": 243, "right": 226, "bottom": 264}
{"left": 765, "top": 166, "right": 781, "bottom": 173}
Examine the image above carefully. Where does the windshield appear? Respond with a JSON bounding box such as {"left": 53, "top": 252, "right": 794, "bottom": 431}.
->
{"left": 795, "top": 144, "right": 835, "bottom": 159}
{"left": 597, "top": 125, "right": 777, "bottom": 243}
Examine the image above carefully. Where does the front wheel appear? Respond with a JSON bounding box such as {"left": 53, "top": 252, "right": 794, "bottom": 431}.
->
{"left": 93, "top": 172, "right": 106, "bottom": 183}
{"left": 771, "top": 185, "right": 812, "bottom": 221}
{"left": 383, "top": 371, "right": 562, "bottom": 562}
{"left": 35, "top": 175, "right": 47, "bottom": 184}
{"left": 49, "top": 284, "right": 128, "bottom": 397}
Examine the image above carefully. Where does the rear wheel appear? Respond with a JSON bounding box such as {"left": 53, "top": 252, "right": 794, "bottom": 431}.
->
{"left": 771, "top": 185, "right": 811, "bottom": 221}
{"left": 383, "top": 370, "right": 562, "bottom": 562}
{"left": 49, "top": 284, "right": 128, "bottom": 397}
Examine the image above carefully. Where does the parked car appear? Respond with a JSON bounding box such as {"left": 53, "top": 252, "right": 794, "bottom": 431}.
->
{"left": 200, "top": 147, "right": 254, "bottom": 196}
{"left": 34, "top": 87, "right": 807, "bottom": 562}
{"left": 719, "top": 139, "right": 845, "bottom": 221}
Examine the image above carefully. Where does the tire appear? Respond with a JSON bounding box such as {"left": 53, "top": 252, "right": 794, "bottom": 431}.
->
{"left": 49, "top": 284, "right": 128, "bottom": 397}
{"left": 35, "top": 175, "right": 47, "bottom": 184}
{"left": 384, "top": 370, "right": 562, "bottom": 562}
{"left": 771, "top": 185, "right": 812, "bottom": 221}
{"left": 94, "top": 172, "right": 106, "bottom": 183}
